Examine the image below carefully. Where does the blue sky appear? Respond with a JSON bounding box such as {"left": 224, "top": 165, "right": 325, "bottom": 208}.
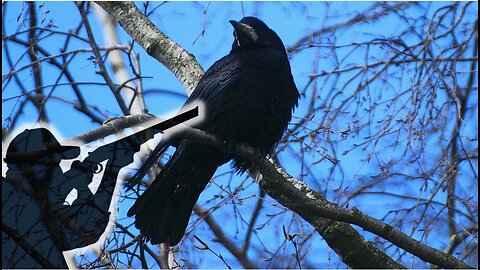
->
{"left": 2, "top": 1, "right": 478, "bottom": 268}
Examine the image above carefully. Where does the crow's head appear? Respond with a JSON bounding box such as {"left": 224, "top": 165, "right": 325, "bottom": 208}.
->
{"left": 230, "top": 17, "right": 285, "bottom": 52}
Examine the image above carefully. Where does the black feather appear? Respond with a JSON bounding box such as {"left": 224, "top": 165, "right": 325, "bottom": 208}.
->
{"left": 128, "top": 16, "right": 299, "bottom": 245}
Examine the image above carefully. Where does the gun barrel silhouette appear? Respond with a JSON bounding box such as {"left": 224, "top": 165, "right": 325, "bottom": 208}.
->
{"left": 4, "top": 107, "right": 198, "bottom": 164}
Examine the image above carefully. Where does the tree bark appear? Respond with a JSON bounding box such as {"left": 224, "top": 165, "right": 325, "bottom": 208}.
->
{"left": 95, "top": 1, "right": 204, "bottom": 95}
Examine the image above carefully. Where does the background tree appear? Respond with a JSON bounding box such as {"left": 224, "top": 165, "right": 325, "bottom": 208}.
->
{"left": 2, "top": 1, "right": 477, "bottom": 268}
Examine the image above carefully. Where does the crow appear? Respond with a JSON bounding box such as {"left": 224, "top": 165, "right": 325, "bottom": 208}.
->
{"left": 127, "top": 16, "right": 299, "bottom": 246}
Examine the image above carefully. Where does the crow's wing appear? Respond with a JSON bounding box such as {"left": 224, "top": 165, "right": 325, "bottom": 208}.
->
{"left": 128, "top": 53, "right": 241, "bottom": 187}
{"left": 183, "top": 53, "right": 242, "bottom": 129}
{"left": 186, "top": 54, "right": 241, "bottom": 104}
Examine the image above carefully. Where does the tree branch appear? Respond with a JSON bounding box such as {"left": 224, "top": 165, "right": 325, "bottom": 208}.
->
{"left": 66, "top": 105, "right": 472, "bottom": 268}
{"left": 194, "top": 205, "right": 258, "bottom": 269}
{"left": 68, "top": 114, "right": 404, "bottom": 268}
{"left": 289, "top": 2, "right": 414, "bottom": 52}
{"left": 27, "top": 2, "right": 48, "bottom": 121}
{"left": 65, "top": 4, "right": 474, "bottom": 268}
{"left": 173, "top": 126, "right": 472, "bottom": 269}
{"left": 92, "top": 4, "right": 146, "bottom": 114}
{"left": 77, "top": 2, "right": 130, "bottom": 115}
{"left": 95, "top": 1, "right": 204, "bottom": 95}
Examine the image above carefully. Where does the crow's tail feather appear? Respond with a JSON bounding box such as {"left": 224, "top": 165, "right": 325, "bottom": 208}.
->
{"left": 127, "top": 141, "right": 227, "bottom": 245}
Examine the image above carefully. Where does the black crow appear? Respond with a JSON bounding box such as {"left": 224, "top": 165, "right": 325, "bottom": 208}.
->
{"left": 127, "top": 16, "right": 299, "bottom": 245}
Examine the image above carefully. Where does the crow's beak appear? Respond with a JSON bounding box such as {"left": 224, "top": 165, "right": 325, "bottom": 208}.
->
{"left": 230, "top": 20, "right": 258, "bottom": 46}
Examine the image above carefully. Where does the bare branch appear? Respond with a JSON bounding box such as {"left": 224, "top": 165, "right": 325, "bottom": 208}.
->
{"left": 194, "top": 205, "right": 258, "bottom": 269}
{"left": 92, "top": 4, "right": 146, "bottom": 114}
{"left": 76, "top": 2, "right": 130, "bottom": 115}
{"left": 95, "top": 1, "right": 204, "bottom": 95}
{"left": 174, "top": 125, "right": 473, "bottom": 269}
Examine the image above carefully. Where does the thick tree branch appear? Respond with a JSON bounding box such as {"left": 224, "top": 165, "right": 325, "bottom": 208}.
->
{"left": 66, "top": 3, "right": 474, "bottom": 268}
{"left": 68, "top": 107, "right": 472, "bottom": 269}
{"left": 69, "top": 115, "right": 404, "bottom": 268}
{"left": 72, "top": 114, "right": 154, "bottom": 143}
{"left": 95, "top": 1, "right": 204, "bottom": 95}
{"left": 173, "top": 126, "right": 473, "bottom": 269}
{"left": 158, "top": 243, "right": 170, "bottom": 269}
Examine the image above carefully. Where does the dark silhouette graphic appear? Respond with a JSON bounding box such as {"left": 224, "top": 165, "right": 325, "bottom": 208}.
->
{"left": 2, "top": 108, "right": 198, "bottom": 268}
{"left": 128, "top": 17, "right": 300, "bottom": 245}
{"left": 3, "top": 128, "right": 82, "bottom": 268}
